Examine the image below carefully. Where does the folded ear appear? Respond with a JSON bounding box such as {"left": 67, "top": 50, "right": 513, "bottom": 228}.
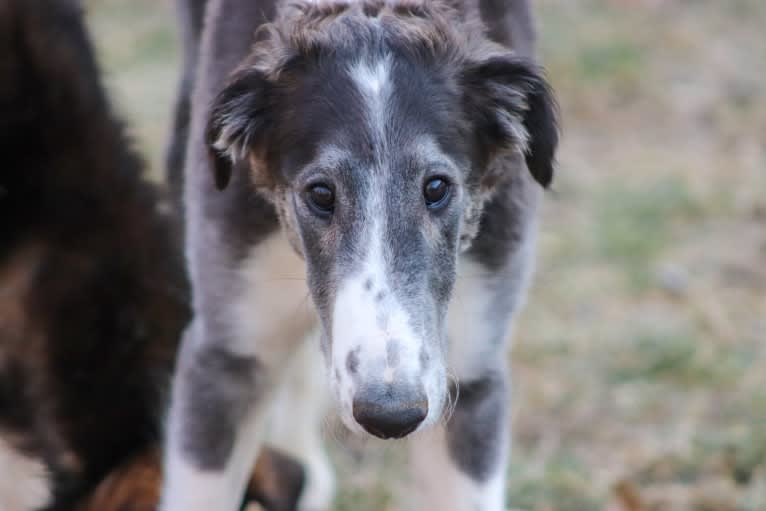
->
{"left": 462, "top": 55, "right": 559, "bottom": 187}
{"left": 205, "top": 68, "right": 275, "bottom": 190}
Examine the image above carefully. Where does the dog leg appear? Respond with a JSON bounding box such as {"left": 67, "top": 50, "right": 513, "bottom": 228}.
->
{"left": 268, "top": 334, "right": 335, "bottom": 511}
{"left": 245, "top": 447, "right": 306, "bottom": 511}
{"left": 162, "top": 230, "right": 315, "bottom": 511}
{"left": 407, "top": 372, "right": 509, "bottom": 511}
{"left": 406, "top": 250, "right": 535, "bottom": 511}
{"left": 161, "top": 323, "right": 275, "bottom": 511}
{"left": 165, "top": 0, "right": 208, "bottom": 202}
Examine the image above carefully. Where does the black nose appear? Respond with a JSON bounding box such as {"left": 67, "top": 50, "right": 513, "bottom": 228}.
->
{"left": 352, "top": 386, "right": 428, "bottom": 439}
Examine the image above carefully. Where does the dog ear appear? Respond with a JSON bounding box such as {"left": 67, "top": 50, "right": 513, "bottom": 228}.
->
{"left": 205, "top": 68, "right": 275, "bottom": 190}
{"left": 462, "top": 55, "right": 559, "bottom": 187}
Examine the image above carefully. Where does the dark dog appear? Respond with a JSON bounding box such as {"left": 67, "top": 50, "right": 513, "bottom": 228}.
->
{"left": 163, "top": 1, "right": 558, "bottom": 510}
{"left": 0, "top": 1, "right": 303, "bottom": 510}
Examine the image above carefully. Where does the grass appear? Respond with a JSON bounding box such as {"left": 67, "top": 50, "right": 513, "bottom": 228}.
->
{"left": 86, "top": 0, "right": 766, "bottom": 509}
{"left": 594, "top": 177, "right": 700, "bottom": 289}
{"left": 508, "top": 453, "right": 603, "bottom": 511}
{"left": 84, "top": 0, "right": 179, "bottom": 178}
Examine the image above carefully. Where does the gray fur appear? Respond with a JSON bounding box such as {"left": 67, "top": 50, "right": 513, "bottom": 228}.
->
{"left": 163, "top": 0, "right": 557, "bottom": 508}
{"left": 467, "top": 154, "right": 540, "bottom": 271}
{"left": 174, "top": 327, "right": 263, "bottom": 470}
{"left": 479, "top": 0, "right": 537, "bottom": 59}
{"left": 346, "top": 346, "right": 360, "bottom": 375}
{"left": 386, "top": 340, "right": 400, "bottom": 367}
{"left": 167, "top": 0, "right": 283, "bottom": 476}
{"left": 184, "top": 0, "right": 281, "bottom": 334}
{"left": 166, "top": 0, "right": 209, "bottom": 206}
{"left": 447, "top": 373, "right": 507, "bottom": 482}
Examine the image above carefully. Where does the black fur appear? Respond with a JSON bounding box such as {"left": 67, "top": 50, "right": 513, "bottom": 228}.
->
{"left": 466, "top": 163, "right": 539, "bottom": 271}
{"left": 0, "top": 1, "right": 303, "bottom": 509}
{"left": 461, "top": 55, "right": 560, "bottom": 188}
{"left": 206, "top": 68, "right": 276, "bottom": 190}
{"left": 0, "top": 0, "right": 188, "bottom": 508}
{"left": 446, "top": 373, "right": 507, "bottom": 482}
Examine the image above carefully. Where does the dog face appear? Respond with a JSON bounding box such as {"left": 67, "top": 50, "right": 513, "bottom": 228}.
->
{"left": 206, "top": 2, "right": 557, "bottom": 438}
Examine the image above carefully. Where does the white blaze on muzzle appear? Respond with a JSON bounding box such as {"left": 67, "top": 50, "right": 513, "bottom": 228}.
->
{"left": 331, "top": 219, "right": 420, "bottom": 384}
{"left": 325, "top": 53, "right": 447, "bottom": 438}
{"left": 330, "top": 219, "right": 444, "bottom": 438}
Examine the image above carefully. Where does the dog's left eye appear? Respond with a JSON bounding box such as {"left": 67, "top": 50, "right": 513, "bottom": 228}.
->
{"left": 423, "top": 177, "right": 451, "bottom": 209}
{"left": 306, "top": 183, "right": 335, "bottom": 216}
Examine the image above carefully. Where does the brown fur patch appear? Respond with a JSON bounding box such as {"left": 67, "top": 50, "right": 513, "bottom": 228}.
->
{"left": 77, "top": 447, "right": 304, "bottom": 511}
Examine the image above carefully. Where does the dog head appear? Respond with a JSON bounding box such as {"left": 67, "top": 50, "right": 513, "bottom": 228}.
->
{"left": 206, "top": 1, "right": 558, "bottom": 438}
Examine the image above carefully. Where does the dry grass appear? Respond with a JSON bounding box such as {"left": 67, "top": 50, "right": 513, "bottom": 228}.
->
{"left": 85, "top": 0, "right": 766, "bottom": 509}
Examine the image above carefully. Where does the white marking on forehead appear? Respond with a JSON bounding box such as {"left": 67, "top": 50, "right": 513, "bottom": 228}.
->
{"left": 352, "top": 59, "right": 389, "bottom": 96}
{"left": 349, "top": 57, "right": 392, "bottom": 150}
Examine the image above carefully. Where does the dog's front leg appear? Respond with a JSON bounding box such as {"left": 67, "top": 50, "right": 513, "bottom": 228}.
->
{"left": 161, "top": 323, "right": 275, "bottom": 511}
{"left": 405, "top": 251, "right": 535, "bottom": 511}
{"left": 268, "top": 335, "right": 335, "bottom": 511}
{"left": 408, "top": 371, "right": 510, "bottom": 511}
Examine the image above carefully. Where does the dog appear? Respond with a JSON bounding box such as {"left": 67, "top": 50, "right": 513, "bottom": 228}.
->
{"left": 162, "top": 1, "right": 559, "bottom": 510}
{"left": 0, "top": 1, "right": 304, "bottom": 510}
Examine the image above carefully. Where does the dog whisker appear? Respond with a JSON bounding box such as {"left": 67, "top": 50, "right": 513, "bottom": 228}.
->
{"left": 441, "top": 370, "right": 461, "bottom": 426}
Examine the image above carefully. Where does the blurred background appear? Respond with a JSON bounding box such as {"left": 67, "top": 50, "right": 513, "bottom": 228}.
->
{"left": 83, "top": 0, "right": 765, "bottom": 509}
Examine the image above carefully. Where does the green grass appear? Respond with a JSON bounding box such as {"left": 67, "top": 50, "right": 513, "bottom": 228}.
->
{"left": 594, "top": 177, "right": 700, "bottom": 290}
{"left": 334, "top": 486, "right": 395, "bottom": 511}
{"left": 508, "top": 453, "right": 603, "bottom": 511}
{"left": 606, "top": 330, "right": 698, "bottom": 383}
{"left": 603, "top": 327, "right": 751, "bottom": 388}
{"left": 85, "top": 0, "right": 179, "bottom": 179}
{"left": 577, "top": 40, "right": 645, "bottom": 82}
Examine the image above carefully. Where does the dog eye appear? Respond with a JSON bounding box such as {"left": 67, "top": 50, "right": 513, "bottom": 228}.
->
{"left": 423, "top": 177, "right": 450, "bottom": 209}
{"left": 307, "top": 183, "right": 335, "bottom": 215}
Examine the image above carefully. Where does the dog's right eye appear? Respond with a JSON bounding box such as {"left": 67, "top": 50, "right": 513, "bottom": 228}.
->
{"left": 423, "top": 177, "right": 451, "bottom": 209}
{"left": 306, "top": 183, "right": 335, "bottom": 216}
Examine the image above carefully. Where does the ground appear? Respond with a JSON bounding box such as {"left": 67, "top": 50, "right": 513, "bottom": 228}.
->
{"left": 84, "top": 0, "right": 766, "bottom": 509}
